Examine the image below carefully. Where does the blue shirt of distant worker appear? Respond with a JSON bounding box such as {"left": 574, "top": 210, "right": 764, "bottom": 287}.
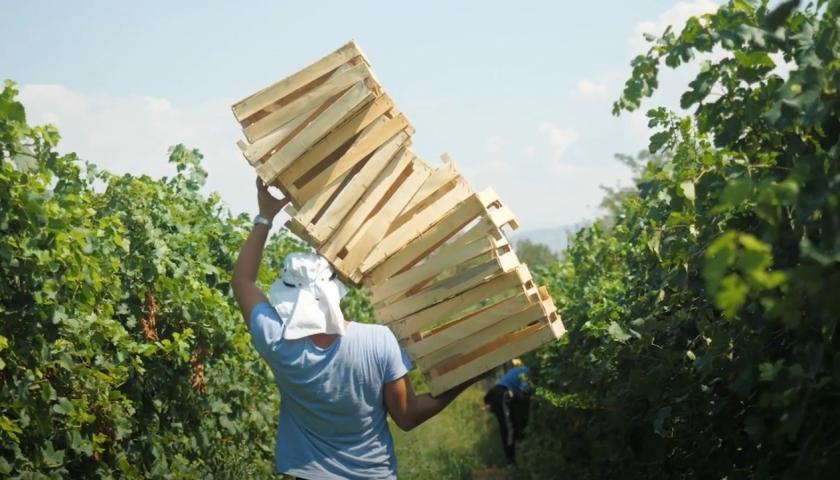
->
{"left": 496, "top": 366, "right": 530, "bottom": 394}
{"left": 484, "top": 364, "right": 532, "bottom": 465}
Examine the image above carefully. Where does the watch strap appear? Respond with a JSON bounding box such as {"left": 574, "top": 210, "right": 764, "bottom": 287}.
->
{"left": 253, "top": 214, "right": 273, "bottom": 227}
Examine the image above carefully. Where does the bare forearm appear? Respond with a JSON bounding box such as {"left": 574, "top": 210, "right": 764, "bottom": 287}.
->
{"left": 234, "top": 177, "right": 290, "bottom": 286}
{"left": 231, "top": 179, "right": 289, "bottom": 321}
{"left": 407, "top": 382, "right": 471, "bottom": 429}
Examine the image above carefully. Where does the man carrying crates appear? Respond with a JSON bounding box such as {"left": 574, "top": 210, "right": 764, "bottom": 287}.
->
{"left": 230, "top": 179, "right": 481, "bottom": 479}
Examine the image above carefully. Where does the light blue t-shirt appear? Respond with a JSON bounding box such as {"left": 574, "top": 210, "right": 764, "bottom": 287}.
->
{"left": 497, "top": 366, "right": 530, "bottom": 393}
{"left": 248, "top": 302, "right": 411, "bottom": 480}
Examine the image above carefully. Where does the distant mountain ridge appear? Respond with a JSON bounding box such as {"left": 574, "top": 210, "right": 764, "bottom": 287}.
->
{"left": 509, "top": 223, "right": 587, "bottom": 254}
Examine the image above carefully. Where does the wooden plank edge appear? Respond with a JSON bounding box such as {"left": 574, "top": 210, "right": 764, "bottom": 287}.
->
{"left": 404, "top": 286, "right": 539, "bottom": 360}
{"left": 373, "top": 249, "right": 520, "bottom": 323}
{"left": 243, "top": 62, "right": 372, "bottom": 144}
{"left": 232, "top": 41, "right": 362, "bottom": 121}
{"left": 267, "top": 94, "right": 396, "bottom": 203}
{"left": 361, "top": 187, "right": 507, "bottom": 287}
{"left": 425, "top": 316, "right": 564, "bottom": 396}
{"left": 414, "top": 295, "right": 555, "bottom": 371}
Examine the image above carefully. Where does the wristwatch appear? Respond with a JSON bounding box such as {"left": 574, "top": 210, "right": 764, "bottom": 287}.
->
{"left": 253, "top": 214, "right": 273, "bottom": 228}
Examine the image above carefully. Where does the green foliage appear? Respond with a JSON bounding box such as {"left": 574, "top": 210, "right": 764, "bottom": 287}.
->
{"left": 513, "top": 239, "right": 557, "bottom": 268}
{"left": 0, "top": 81, "right": 307, "bottom": 478}
{"left": 4, "top": 1, "right": 839, "bottom": 478}
{"left": 525, "top": 1, "right": 840, "bottom": 478}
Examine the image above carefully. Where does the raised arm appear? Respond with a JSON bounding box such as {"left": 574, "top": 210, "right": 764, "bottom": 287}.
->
{"left": 231, "top": 178, "right": 290, "bottom": 321}
{"left": 384, "top": 374, "right": 475, "bottom": 431}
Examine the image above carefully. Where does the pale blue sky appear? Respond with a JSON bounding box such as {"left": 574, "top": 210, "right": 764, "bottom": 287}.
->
{"left": 1, "top": 0, "right": 720, "bottom": 229}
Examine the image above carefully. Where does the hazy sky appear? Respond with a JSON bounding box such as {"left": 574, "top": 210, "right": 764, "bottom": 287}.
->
{"left": 1, "top": 0, "right": 720, "bottom": 230}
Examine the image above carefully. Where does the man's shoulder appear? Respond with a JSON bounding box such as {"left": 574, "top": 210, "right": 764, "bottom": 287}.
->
{"left": 349, "top": 322, "right": 391, "bottom": 338}
{"left": 346, "top": 322, "right": 400, "bottom": 352}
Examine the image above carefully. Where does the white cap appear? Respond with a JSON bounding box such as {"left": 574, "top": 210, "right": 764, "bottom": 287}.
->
{"left": 267, "top": 252, "right": 348, "bottom": 340}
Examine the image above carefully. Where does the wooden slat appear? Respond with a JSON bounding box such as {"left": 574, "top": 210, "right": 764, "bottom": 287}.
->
{"left": 442, "top": 222, "right": 508, "bottom": 254}
{"left": 255, "top": 81, "right": 374, "bottom": 185}
{"left": 398, "top": 154, "right": 460, "bottom": 221}
{"left": 358, "top": 180, "right": 473, "bottom": 276}
{"left": 337, "top": 159, "right": 430, "bottom": 279}
{"left": 232, "top": 41, "right": 362, "bottom": 121}
{"left": 281, "top": 205, "right": 317, "bottom": 247}
{"left": 290, "top": 114, "right": 387, "bottom": 222}
{"left": 406, "top": 288, "right": 538, "bottom": 359}
{"left": 295, "top": 113, "right": 412, "bottom": 204}
{"left": 320, "top": 148, "right": 414, "bottom": 260}
{"left": 374, "top": 249, "right": 499, "bottom": 309}
{"left": 242, "top": 101, "right": 321, "bottom": 166}
{"left": 388, "top": 264, "right": 533, "bottom": 339}
{"left": 426, "top": 316, "right": 564, "bottom": 396}
{"left": 286, "top": 216, "right": 320, "bottom": 248}
{"left": 265, "top": 94, "right": 395, "bottom": 198}
{"left": 363, "top": 188, "right": 507, "bottom": 286}
{"left": 369, "top": 233, "right": 507, "bottom": 305}
{"left": 302, "top": 131, "right": 409, "bottom": 243}
{"left": 431, "top": 311, "right": 563, "bottom": 378}
{"left": 376, "top": 250, "right": 520, "bottom": 323}
{"left": 415, "top": 296, "right": 555, "bottom": 371}
{"left": 488, "top": 205, "right": 519, "bottom": 231}
{"left": 243, "top": 63, "right": 372, "bottom": 143}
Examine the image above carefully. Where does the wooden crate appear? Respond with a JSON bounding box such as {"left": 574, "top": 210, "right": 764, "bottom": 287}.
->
{"left": 232, "top": 40, "right": 565, "bottom": 395}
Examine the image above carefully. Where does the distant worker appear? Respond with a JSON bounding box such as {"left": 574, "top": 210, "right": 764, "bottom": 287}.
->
{"left": 231, "top": 178, "right": 481, "bottom": 479}
{"left": 483, "top": 359, "right": 532, "bottom": 466}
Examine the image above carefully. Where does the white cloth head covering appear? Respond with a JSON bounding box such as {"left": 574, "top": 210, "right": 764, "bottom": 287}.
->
{"left": 267, "top": 252, "right": 348, "bottom": 340}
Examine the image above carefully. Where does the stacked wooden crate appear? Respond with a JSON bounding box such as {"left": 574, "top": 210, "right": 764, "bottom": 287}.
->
{"left": 232, "top": 41, "right": 565, "bottom": 395}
